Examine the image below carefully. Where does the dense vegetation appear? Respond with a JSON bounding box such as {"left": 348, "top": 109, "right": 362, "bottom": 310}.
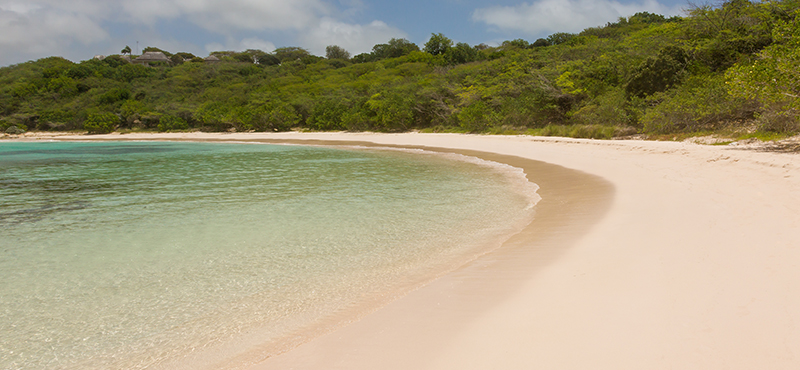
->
{"left": 1, "top": 0, "right": 798, "bottom": 139}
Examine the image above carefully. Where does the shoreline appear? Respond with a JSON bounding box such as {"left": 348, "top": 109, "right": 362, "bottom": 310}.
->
{"left": 7, "top": 132, "right": 800, "bottom": 369}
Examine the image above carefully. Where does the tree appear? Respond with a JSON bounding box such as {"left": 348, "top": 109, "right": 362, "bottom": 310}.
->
{"left": 83, "top": 112, "right": 118, "bottom": 134}
{"left": 157, "top": 115, "right": 189, "bottom": 131}
{"left": 532, "top": 38, "right": 550, "bottom": 47}
{"left": 121, "top": 45, "right": 131, "bottom": 57}
{"left": 325, "top": 45, "right": 351, "bottom": 60}
{"left": 233, "top": 53, "right": 256, "bottom": 63}
{"left": 256, "top": 53, "right": 280, "bottom": 66}
{"left": 386, "top": 38, "right": 420, "bottom": 57}
{"left": 423, "top": 33, "right": 453, "bottom": 56}
{"left": 370, "top": 38, "right": 420, "bottom": 60}
{"left": 273, "top": 47, "right": 311, "bottom": 62}
{"left": 546, "top": 32, "right": 575, "bottom": 45}
{"left": 174, "top": 52, "right": 196, "bottom": 60}
{"left": 445, "top": 42, "right": 479, "bottom": 65}
{"left": 726, "top": 9, "right": 800, "bottom": 110}
{"left": 625, "top": 46, "right": 690, "bottom": 98}
{"left": 502, "top": 39, "right": 530, "bottom": 49}
{"left": 170, "top": 54, "right": 186, "bottom": 65}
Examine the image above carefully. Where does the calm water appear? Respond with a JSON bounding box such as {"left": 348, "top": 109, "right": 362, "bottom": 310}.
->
{"left": 0, "top": 141, "right": 537, "bottom": 369}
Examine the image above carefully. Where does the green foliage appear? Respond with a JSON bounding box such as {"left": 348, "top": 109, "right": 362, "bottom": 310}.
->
{"left": 274, "top": 47, "right": 311, "bottom": 63}
{"left": 686, "top": 0, "right": 773, "bottom": 71}
{"left": 1, "top": 0, "right": 797, "bottom": 139}
{"left": 641, "top": 75, "right": 757, "bottom": 133}
{"left": 570, "top": 88, "right": 632, "bottom": 127}
{"left": 528, "top": 124, "right": 631, "bottom": 139}
{"left": 502, "top": 39, "right": 530, "bottom": 49}
{"left": 0, "top": 119, "right": 27, "bottom": 134}
{"left": 532, "top": 38, "right": 550, "bottom": 47}
{"left": 424, "top": 33, "right": 453, "bottom": 56}
{"left": 367, "top": 38, "right": 420, "bottom": 61}
{"left": 307, "top": 98, "right": 349, "bottom": 130}
{"left": 38, "top": 109, "right": 76, "bottom": 130}
{"left": 625, "top": 46, "right": 689, "bottom": 98}
{"left": 157, "top": 114, "right": 189, "bottom": 131}
{"left": 457, "top": 101, "right": 499, "bottom": 132}
{"left": 726, "top": 8, "right": 800, "bottom": 110}
{"left": 250, "top": 102, "right": 301, "bottom": 131}
{"left": 547, "top": 32, "right": 576, "bottom": 45}
{"left": 444, "top": 42, "right": 480, "bottom": 65}
{"left": 115, "top": 64, "right": 154, "bottom": 82}
{"left": 97, "top": 88, "right": 131, "bottom": 105}
{"left": 83, "top": 112, "right": 118, "bottom": 133}
{"left": 364, "top": 90, "right": 415, "bottom": 131}
{"left": 326, "top": 45, "right": 351, "bottom": 60}
{"left": 103, "top": 55, "right": 129, "bottom": 68}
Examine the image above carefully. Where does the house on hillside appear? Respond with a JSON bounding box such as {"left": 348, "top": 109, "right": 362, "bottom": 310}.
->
{"left": 204, "top": 55, "right": 221, "bottom": 63}
{"left": 133, "top": 51, "right": 170, "bottom": 65}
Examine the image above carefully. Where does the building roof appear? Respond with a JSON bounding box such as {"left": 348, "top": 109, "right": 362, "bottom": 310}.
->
{"left": 133, "top": 51, "right": 170, "bottom": 64}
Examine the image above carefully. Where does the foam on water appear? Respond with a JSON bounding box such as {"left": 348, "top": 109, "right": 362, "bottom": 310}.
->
{"left": 0, "top": 141, "right": 537, "bottom": 369}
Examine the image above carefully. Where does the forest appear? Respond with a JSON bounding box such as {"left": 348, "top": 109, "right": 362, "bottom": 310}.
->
{"left": 0, "top": 0, "right": 798, "bottom": 139}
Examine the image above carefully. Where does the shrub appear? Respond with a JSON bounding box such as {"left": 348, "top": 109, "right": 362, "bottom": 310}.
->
{"left": 457, "top": 101, "right": 500, "bottom": 132}
{"left": 570, "top": 89, "right": 631, "bottom": 126}
{"left": 83, "top": 112, "right": 118, "bottom": 134}
{"left": 1, "top": 120, "right": 27, "bottom": 134}
{"left": 97, "top": 88, "right": 131, "bottom": 105}
{"left": 625, "top": 46, "right": 689, "bottom": 98}
{"left": 39, "top": 109, "right": 76, "bottom": 130}
{"left": 754, "top": 108, "right": 800, "bottom": 133}
{"left": 641, "top": 75, "right": 758, "bottom": 134}
{"left": 157, "top": 115, "right": 189, "bottom": 131}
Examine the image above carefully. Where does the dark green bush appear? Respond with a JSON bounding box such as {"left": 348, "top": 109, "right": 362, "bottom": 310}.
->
{"left": 83, "top": 112, "right": 118, "bottom": 134}
{"left": 157, "top": 115, "right": 189, "bottom": 131}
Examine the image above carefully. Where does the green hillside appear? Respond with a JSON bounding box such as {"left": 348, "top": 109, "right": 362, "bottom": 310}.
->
{"left": 1, "top": 0, "right": 798, "bottom": 139}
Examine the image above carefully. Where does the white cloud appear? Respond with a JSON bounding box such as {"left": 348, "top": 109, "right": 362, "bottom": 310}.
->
{"left": 0, "top": 0, "right": 409, "bottom": 66}
{"left": 0, "top": 1, "right": 109, "bottom": 63}
{"left": 299, "top": 18, "right": 407, "bottom": 56}
{"left": 122, "top": 0, "right": 331, "bottom": 31}
{"left": 472, "top": 0, "right": 683, "bottom": 36}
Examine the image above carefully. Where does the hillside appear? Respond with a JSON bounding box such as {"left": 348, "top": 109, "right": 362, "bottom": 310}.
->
{"left": 1, "top": 0, "right": 798, "bottom": 139}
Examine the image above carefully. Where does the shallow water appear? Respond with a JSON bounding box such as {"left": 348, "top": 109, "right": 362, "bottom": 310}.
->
{"left": 0, "top": 141, "right": 536, "bottom": 369}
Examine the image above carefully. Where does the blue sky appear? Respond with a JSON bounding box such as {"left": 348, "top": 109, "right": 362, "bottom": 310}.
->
{"left": 0, "top": 0, "right": 687, "bottom": 67}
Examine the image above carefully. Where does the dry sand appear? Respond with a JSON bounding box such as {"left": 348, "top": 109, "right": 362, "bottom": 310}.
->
{"left": 12, "top": 132, "right": 800, "bottom": 369}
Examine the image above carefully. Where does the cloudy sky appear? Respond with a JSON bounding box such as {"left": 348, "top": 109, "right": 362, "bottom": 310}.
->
{"left": 0, "top": 0, "right": 686, "bottom": 67}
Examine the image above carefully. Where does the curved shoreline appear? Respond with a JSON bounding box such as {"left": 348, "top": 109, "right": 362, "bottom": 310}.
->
{"left": 202, "top": 139, "right": 615, "bottom": 370}
{"left": 10, "top": 132, "right": 800, "bottom": 369}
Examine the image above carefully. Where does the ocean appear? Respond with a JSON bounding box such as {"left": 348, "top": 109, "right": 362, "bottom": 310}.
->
{"left": 0, "top": 141, "right": 537, "bottom": 369}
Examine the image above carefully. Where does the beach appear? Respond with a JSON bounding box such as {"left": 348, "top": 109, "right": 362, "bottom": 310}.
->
{"left": 11, "top": 132, "right": 800, "bottom": 369}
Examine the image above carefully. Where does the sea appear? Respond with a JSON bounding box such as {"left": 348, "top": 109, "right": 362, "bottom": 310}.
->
{"left": 0, "top": 141, "right": 538, "bottom": 369}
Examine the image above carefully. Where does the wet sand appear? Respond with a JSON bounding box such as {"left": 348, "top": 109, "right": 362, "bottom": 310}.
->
{"left": 13, "top": 132, "right": 800, "bottom": 369}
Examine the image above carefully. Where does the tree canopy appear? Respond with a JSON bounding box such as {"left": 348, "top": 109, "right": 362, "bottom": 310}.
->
{"left": 1, "top": 0, "right": 798, "bottom": 138}
{"left": 423, "top": 33, "right": 453, "bottom": 56}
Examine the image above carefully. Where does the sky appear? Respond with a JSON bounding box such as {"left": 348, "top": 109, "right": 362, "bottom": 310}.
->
{"left": 0, "top": 0, "right": 688, "bottom": 67}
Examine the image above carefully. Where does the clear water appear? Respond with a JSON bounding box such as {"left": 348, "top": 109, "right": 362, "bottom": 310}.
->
{"left": 0, "top": 141, "right": 536, "bottom": 369}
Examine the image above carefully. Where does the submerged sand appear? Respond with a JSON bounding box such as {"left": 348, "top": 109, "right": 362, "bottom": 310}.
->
{"left": 12, "top": 132, "right": 800, "bottom": 369}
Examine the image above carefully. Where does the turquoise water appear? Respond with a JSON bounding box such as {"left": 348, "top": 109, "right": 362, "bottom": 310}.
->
{"left": 0, "top": 141, "right": 536, "bottom": 369}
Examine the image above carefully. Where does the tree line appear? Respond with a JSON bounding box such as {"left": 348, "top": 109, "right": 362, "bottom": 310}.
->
{"left": 1, "top": 0, "right": 798, "bottom": 139}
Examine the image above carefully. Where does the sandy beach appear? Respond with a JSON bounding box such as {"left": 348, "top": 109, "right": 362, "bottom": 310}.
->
{"left": 10, "top": 132, "right": 800, "bottom": 369}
